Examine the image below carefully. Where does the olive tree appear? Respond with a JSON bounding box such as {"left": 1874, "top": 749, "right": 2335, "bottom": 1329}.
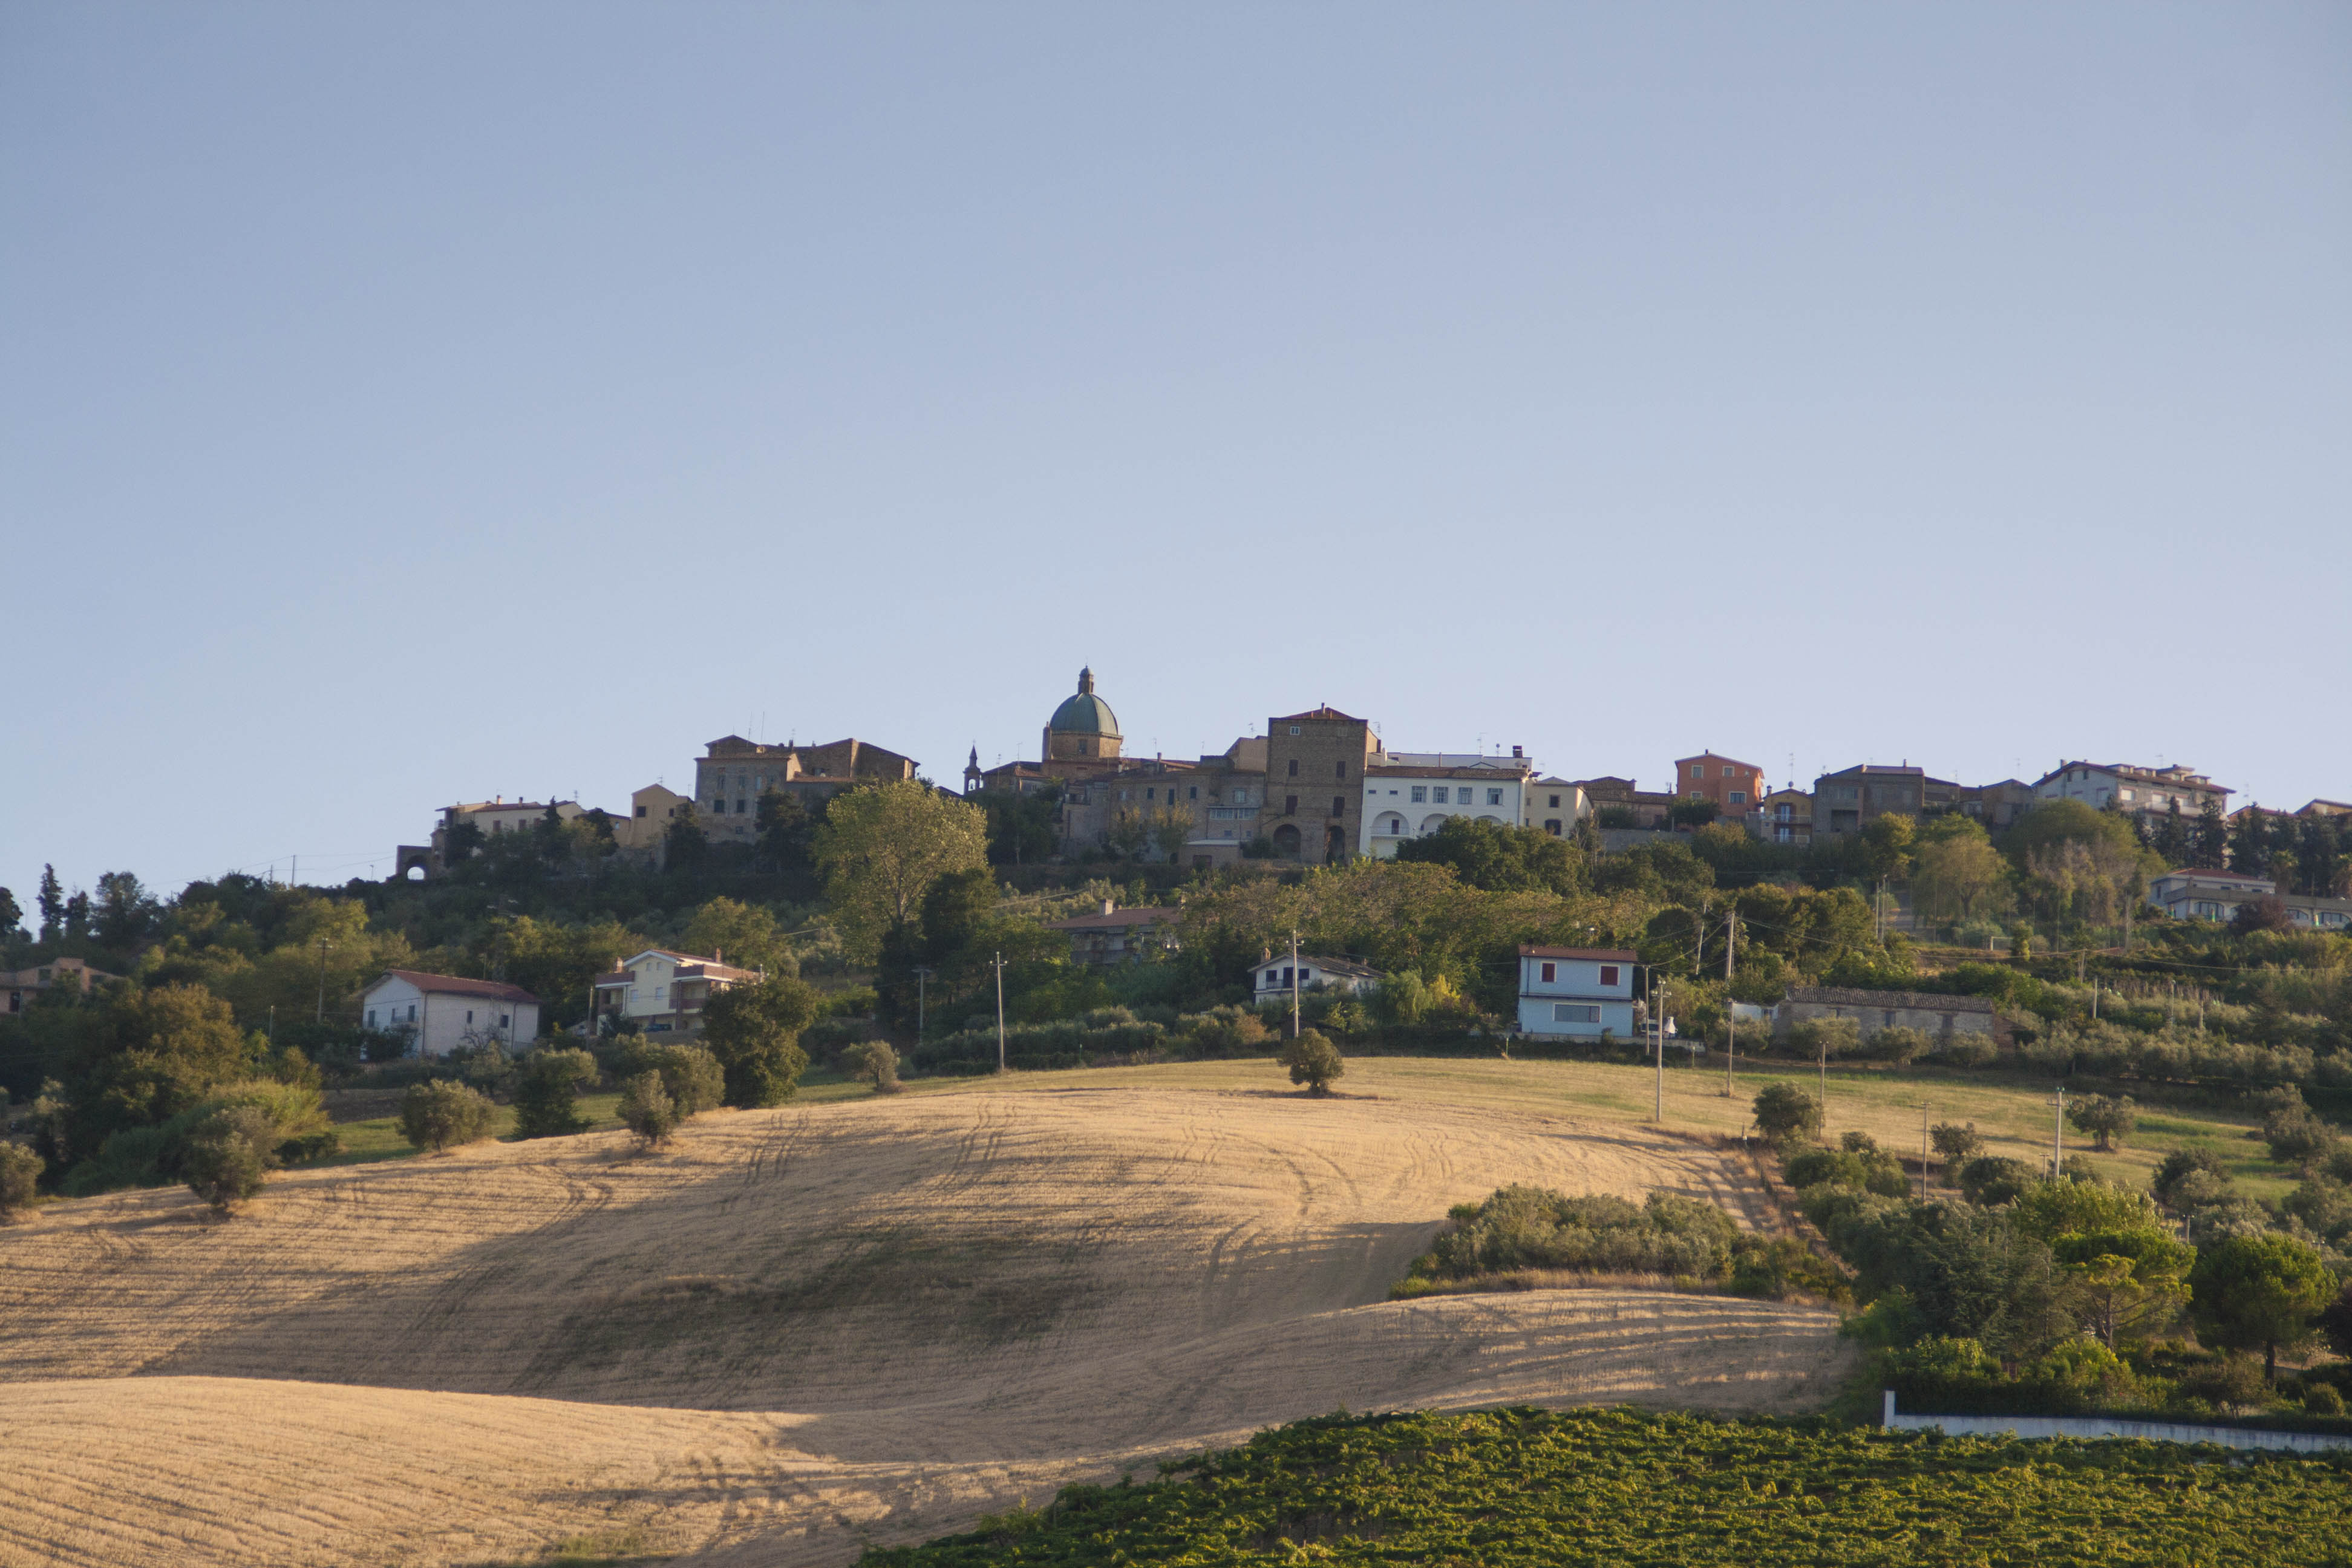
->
{"left": 512, "top": 1048, "right": 599, "bottom": 1138}
{"left": 0, "top": 1143, "right": 42, "bottom": 1221}
{"left": 1278, "top": 1029, "right": 1345, "bottom": 1096}
{"left": 181, "top": 1105, "right": 274, "bottom": 1214}
{"left": 1929, "top": 1122, "right": 1984, "bottom": 1169}
{"left": 2066, "top": 1094, "right": 2138, "bottom": 1152}
{"left": 1752, "top": 1082, "right": 1823, "bottom": 1146}
{"left": 399, "top": 1080, "right": 497, "bottom": 1154}
{"left": 841, "top": 1040, "right": 901, "bottom": 1094}
{"left": 618, "top": 1071, "right": 679, "bottom": 1150}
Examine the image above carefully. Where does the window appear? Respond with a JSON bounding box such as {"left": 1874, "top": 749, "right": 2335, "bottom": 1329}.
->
{"left": 1540, "top": 962, "right": 1557, "bottom": 982}
{"left": 1410, "top": 786, "right": 1426, "bottom": 803}
{"left": 1691, "top": 765, "right": 1705, "bottom": 779}
{"left": 1728, "top": 790, "right": 1746, "bottom": 805}
{"left": 1288, "top": 725, "right": 1301, "bottom": 736}
{"left": 1487, "top": 789, "right": 1503, "bottom": 806}
{"left": 1543, "top": 819, "right": 1561, "bottom": 835}
{"left": 1330, "top": 796, "right": 1345, "bottom": 817}
{"left": 1189, "top": 787, "right": 1197, "bottom": 800}
{"left": 1598, "top": 965, "right": 1620, "bottom": 987}
{"left": 736, "top": 799, "right": 746, "bottom": 813}
{"left": 1553, "top": 1004, "right": 1600, "bottom": 1024}
{"left": 635, "top": 805, "right": 648, "bottom": 818}
{"left": 407, "top": 1004, "right": 417, "bottom": 1021}
{"left": 1285, "top": 795, "right": 1298, "bottom": 815}
{"left": 1287, "top": 759, "right": 1299, "bottom": 777}
{"left": 1549, "top": 794, "right": 1561, "bottom": 808}
{"left": 1145, "top": 788, "right": 1155, "bottom": 801}
{"left": 1433, "top": 786, "right": 1451, "bottom": 803}
{"left": 366, "top": 1009, "right": 376, "bottom": 1026}
{"left": 655, "top": 985, "right": 666, "bottom": 1002}
{"left": 466, "top": 1010, "right": 474, "bottom": 1024}
{"left": 1883, "top": 1010, "right": 1897, "bottom": 1027}
{"left": 500, "top": 1014, "right": 510, "bottom": 1028}
{"left": 1335, "top": 761, "right": 1347, "bottom": 779}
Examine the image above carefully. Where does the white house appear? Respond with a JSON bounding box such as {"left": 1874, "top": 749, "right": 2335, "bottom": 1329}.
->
{"left": 2146, "top": 869, "right": 2352, "bottom": 932}
{"left": 592, "top": 948, "right": 763, "bottom": 1035}
{"left": 1361, "top": 751, "right": 1534, "bottom": 857}
{"left": 1515, "top": 945, "right": 1638, "bottom": 1038}
{"left": 2033, "top": 762, "right": 2229, "bottom": 825}
{"left": 1255, "top": 954, "right": 1381, "bottom": 1000}
{"left": 362, "top": 970, "right": 540, "bottom": 1059}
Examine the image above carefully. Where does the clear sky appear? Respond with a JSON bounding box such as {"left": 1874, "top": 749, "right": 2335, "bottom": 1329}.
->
{"left": 4, "top": 4, "right": 2348, "bottom": 906}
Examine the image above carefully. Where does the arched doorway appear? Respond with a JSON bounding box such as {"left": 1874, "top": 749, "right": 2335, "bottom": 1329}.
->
{"left": 1324, "top": 826, "right": 1346, "bottom": 863}
{"left": 1271, "top": 823, "right": 1303, "bottom": 860}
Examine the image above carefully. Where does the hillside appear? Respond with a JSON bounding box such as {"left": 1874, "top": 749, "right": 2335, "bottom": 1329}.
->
{"left": 0, "top": 1072, "right": 1849, "bottom": 1567}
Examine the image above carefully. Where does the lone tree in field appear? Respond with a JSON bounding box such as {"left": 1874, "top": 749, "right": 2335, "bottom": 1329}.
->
{"left": 1752, "top": 1083, "right": 1823, "bottom": 1146}
{"left": 399, "top": 1080, "right": 497, "bottom": 1154}
{"left": 701, "top": 975, "right": 819, "bottom": 1108}
{"left": 2190, "top": 1232, "right": 2335, "bottom": 1381}
{"left": 181, "top": 1105, "right": 274, "bottom": 1215}
{"left": 1279, "top": 1029, "right": 1345, "bottom": 1096}
{"left": 512, "top": 1048, "right": 599, "bottom": 1138}
{"left": 842, "top": 1040, "right": 901, "bottom": 1094}
{"left": 618, "top": 1071, "right": 679, "bottom": 1151}
{"left": 0, "top": 1143, "right": 42, "bottom": 1221}
{"left": 2066, "top": 1094, "right": 2138, "bottom": 1152}
{"left": 1929, "top": 1122, "right": 1984, "bottom": 1171}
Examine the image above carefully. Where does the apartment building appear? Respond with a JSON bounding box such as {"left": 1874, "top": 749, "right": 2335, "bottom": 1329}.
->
{"left": 2033, "top": 762, "right": 2229, "bottom": 826}
{"left": 1673, "top": 753, "right": 1765, "bottom": 815}
{"left": 1362, "top": 748, "right": 1533, "bottom": 857}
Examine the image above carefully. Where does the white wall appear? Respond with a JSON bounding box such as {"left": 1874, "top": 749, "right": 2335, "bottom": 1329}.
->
{"left": 362, "top": 976, "right": 538, "bottom": 1058}
{"left": 1361, "top": 774, "right": 1526, "bottom": 855}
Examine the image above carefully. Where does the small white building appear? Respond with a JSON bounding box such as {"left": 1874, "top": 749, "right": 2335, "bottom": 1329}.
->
{"left": 1515, "top": 946, "right": 1638, "bottom": 1038}
{"left": 1522, "top": 777, "right": 1589, "bottom": 838}
{"left": 362, "top": 970, "right": 541, "bottom": 1058}
{"left": 1255, "top": 954, "right": 1381, "bottom": 1000}
{"left": 1361, "top": 752, "right": 1534, "bottom": 857}
{"left": 592, "top": 948, "right": 763, "bottom": 1035}
{"left": 2146, "top": 869, "right": 2352, "bottom": 932}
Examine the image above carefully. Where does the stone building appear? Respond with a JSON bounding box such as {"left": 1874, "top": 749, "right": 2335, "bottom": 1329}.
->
{"left": 1774, "top": 985, "right": 1999, "bottom": 1044}
{"left": 1812, "top": 764, "right": 1926, "bottom": 838}
{"left": 694, "top": 736, "right": 920, "bottom": 844}
{"left": 1263, "top": 707, "right": 1377, "bottom": 864}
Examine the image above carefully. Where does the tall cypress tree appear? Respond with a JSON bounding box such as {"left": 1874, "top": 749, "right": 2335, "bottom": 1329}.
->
{"left": 2154, "top": 800, "right": 2189, "bottom": 865}
{"left": 2230, "top": 808, "right": 2272, "bottom": 877}
{"left": 2193, "top": 797, "right": 2229, "bottom": 870}
{"left": 2298, "top": 815, "right": 2343, "bottom": 899}
{"left": 36, "top": 865, "right": 64, "bottom": 943}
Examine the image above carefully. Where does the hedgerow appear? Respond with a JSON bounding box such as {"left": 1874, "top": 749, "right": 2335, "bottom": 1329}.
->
{"left": 859, "top": 1406, "right": 2352, "bottom": 1567}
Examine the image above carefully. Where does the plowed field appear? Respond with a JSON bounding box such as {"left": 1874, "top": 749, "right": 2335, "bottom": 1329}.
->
{"left": 0, "top": 1070, "right": 1852, "bottom": 1566}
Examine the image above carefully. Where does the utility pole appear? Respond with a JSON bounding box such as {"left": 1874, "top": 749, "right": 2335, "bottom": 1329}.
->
{"left": 1723, "top": 909, "right": 1737, "bottom": 1099}
{"left": 315, "top": 939, "right": 333, "bottom": 1024}
{"left": 993, "top": 953, "right": 1007, "bottom": 1074}
{"left": 2053, "top": 1085, "right": 2066, "bottom": 1178}
{"left": 1289, "top": 929, "right": 1302, "bottom": 1040}
{"left": 1921, "top": 1106, "right": 1930, "bottom": 1197}
{"left": 1653, "top": 974, "right": 1666, "bottom": 1123}
{"left": 1818, "top": 1027, "right": 1829, "bottom": 1129}
{"left": 913, "top": 965, "right": 935, "bottom": 1043}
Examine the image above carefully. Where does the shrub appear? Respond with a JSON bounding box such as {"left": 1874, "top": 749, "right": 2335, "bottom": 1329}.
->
{"left": 1278, "top": 1030, "right": 1344, "bottom": 1096}
{"left": 1932, "top": 1031, "right": 1999, "bottom": 1068}
{"left": 1958, "top": 1155, "right": 2039, "bottom": 1208}
{"left": 2066, "top": 1094, "right": 2138, "bottom": 1152}
{"left": 0, "top": 1143, "right": 41, "bottom": 1220}
{"left": 2305, "top": 1382, "right": 2345, "bottom": 1416}
{"left": 1929, "top": 1122, "right": 1984, "bottom": 1168}
{"left": 1182, "top": 1005, "right": 1272, "bottom": 1057}
{"left": 2264, "top": 1094, "right": 2342, "bottom": 1166}
{"left": 2180, "top": 1351, "right": 2270, "bottom": 1410}
{"left": 1751, "top": 1082, "right": 1822, "bottom": 1145}
{"left": 1784, "top": 1144, "right": 1909, "bottom": 1198}
{"left": 1866, "top": 1026, "right": 1932, "bottom": 1065}
{"left": 2151, "top": 1148, "right": 2232, "bottom": 1211}
{"left": 617, "top": 1071, "right": 679, "bottom": 1150}
{"left": 399, "top": 1080, "right": 497, "bottom": 1154}
{"left": 512, "top": 1048, "right": 599, "bottom": 1139}
{"left": 842, "top": 1040, "right": 902, "bottom": 1094}
{"left": 1788, "top": 1016, "right": 1861, "bottom": 1061}
{"left": 1725, "top": 1236, "right": 1852, "bottom": 1302}
{"left": 1414, "top": 1186, "right": 1747, "bottom": 1283}
{"left": 180, "top": 1106, "right": 274, "bottom": 1214}
{"left": 616, "top": 1042, "right": 725, "bottom": 1116}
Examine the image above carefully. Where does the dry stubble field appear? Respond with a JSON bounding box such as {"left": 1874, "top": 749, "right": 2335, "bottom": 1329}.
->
{"left": 0, "top": 1059, "right": 1859, "bottom": 1567}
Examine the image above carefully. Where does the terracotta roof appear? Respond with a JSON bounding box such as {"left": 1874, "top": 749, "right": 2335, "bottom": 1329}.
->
{"left": 2151, "top": 868, "right": 2272, "bottom": 884}
{"left": 1296, "top": 955, "right": 1381, "bottom": 979}
{"left": 1519, "top": 946, "right": 1639, "bottom": 962}
{"left": 371, "top": 969, "right": 538, "bottom": 1004}
{"left": 1783, "top": 985, "right": 1994, "bottom": 1013}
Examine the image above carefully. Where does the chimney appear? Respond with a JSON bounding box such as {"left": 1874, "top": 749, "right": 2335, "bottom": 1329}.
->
{"left": 1511, "top": 745, "right": 1523, "bottom": 759}
{"left": 1101, "top": 898, "right": 1116, "bottom": 916}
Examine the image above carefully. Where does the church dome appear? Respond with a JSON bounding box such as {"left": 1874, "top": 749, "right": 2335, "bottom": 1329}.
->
{"left": 1048, "top": 667, "right": 1121, "bottom": 738}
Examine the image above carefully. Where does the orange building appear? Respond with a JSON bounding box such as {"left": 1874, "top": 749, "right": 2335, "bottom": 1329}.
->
{"left": 1672, "top": 752, "right": 1765, "bottom": 816}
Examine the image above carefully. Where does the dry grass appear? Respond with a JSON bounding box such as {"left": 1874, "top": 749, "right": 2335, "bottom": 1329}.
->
{"left": 0, "top": 1064, "right": 1874, "bottom": 1566}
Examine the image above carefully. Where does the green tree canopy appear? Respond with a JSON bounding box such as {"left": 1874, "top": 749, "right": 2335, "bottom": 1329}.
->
{"left": 814, "top": 782, "right": 989, "bottom": 963}
{"left": 699, "top": 975, "right": 819, "bottom": 1108}
{"left": 2188, "top": 1232, "right": 2334, "bottom": 1379}
{"left": 681, "top": 897, "right": 798, "bottom": 979}
{"left": 1394, "top": 816, "right": 1586, "bottom": 895}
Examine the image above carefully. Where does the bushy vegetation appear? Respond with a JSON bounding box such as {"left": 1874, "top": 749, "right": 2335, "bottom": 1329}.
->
{"left": 399, "top": 1080, "right": 497, "bottom": 1154}
{"left": 1760, "top": 1085, "right": 2352, "bottom": 1432}
{"left": 1394, "top": 1186, "right": 1847, "bottom": 1303}
{"left": 857, "top": 1405, "right": 2352, "bottom": 1567}
{"left": 0, "top": 1142, "right": 42, "bottom": 1220}
{"left": 1277, "top": 1029, "right": 1344, "bottom": 1095}
{"left": 841, "top": 1040, "right": 901, "bottom": 1094}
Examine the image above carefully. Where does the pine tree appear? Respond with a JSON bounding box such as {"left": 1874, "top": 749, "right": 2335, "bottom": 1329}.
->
{"left": 2193, "top": 797, "right": 2228, "bottom": 870}
{"left": 36, "top": 866, "right": 63, "bottom": 942}
{"left": 2154, "top": 800, "right": 2189, "bottom": 865}
{"left": 2229, "top": 808, "right": 2271, "bottom": 877}
{"left": 2298, "top": 816, "right": 2344, "bottom": 900}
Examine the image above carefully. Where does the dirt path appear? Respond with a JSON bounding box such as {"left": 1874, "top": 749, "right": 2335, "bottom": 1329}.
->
{"left": 0, "top": 1083, "right": 1855, "bottom": 1566}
